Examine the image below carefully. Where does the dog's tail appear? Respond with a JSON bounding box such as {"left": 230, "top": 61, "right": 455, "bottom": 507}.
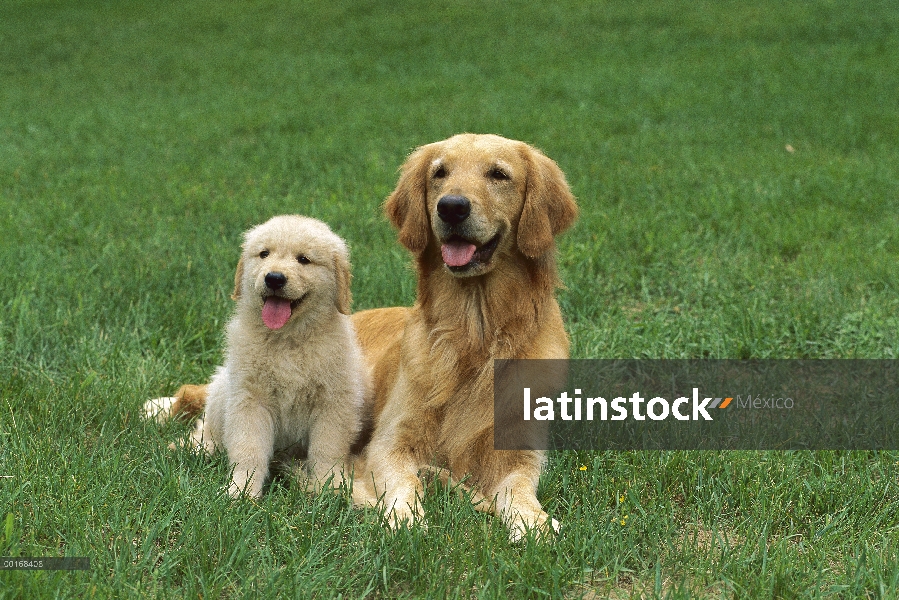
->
{"left": 142, "top": 384, "right": 208, "bottom": 423}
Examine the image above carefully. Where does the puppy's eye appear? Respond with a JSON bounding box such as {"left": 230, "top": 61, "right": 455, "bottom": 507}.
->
{"left": 488, "top": 167, "right": 510, "bottom": 181}
{"left": 297, "top": 255, "right": 310, "bottom": 265}
{"left": 433, "top": 165, "right": 446, "bottom": 179}
{"left": 259, "top": 250, "right": 270, "bottom": 259}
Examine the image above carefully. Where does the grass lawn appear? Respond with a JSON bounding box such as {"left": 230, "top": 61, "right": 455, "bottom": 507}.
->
{"left": 2, "top": 0, "right": 899, "bottom": 597}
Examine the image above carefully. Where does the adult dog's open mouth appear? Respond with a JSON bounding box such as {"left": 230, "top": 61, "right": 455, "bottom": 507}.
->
{"left": 441, "top": 233, "right": 501, "bottom": 272}
{"left": 261, "top": 294, "right": 306, "bottom": 330}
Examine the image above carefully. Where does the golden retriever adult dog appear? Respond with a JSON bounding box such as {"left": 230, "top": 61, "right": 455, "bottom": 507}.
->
{"left": 351, "top": 133, "right": 577, "bottom": 539}
{"left": 152, "top": 134, "right": 577, "bottom": 539}
{"left": 144, "top": 215, "right": 367, "bottom": 498}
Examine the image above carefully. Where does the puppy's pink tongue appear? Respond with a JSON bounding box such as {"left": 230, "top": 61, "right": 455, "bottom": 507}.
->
{"left": 441, "top": 241, "right": 476, "bottom": 267}
{"left": 262, "top": 297, "right": 292, "bottom": 330}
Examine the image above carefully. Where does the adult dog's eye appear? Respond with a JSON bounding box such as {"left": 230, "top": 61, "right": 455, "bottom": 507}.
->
{"left": 297, "top": 255, "right": 310, "bottom": 265}
{"left": 488, "top": 167, "right": 509, "bottom": 181}
{"left": 433, "top": 165, "right": 446, "bottom": 179}
{"left": 259, "top": 250, "right": 269, "bottom": 259}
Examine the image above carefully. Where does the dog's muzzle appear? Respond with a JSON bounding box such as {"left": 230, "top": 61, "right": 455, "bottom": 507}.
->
{"left": 265, "top": 271, "right": 287, "bottom": 291}
{"left": 260, "top": 271, "right": 307, "bottom": 330}
{"left": 437, "top": 195, "right": 470, "bottom": 226}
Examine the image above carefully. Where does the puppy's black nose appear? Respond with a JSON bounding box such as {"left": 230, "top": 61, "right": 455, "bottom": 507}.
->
{"left": 264, "top": 272, "right": 287, "bottom": 290}
{"left": 437, "top": 195, "right": 471, "bottom": 225}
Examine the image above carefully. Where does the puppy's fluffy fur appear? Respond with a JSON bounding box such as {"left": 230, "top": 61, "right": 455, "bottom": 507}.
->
{"left": 145, "top": 215, "right": 367, "bottom": 497}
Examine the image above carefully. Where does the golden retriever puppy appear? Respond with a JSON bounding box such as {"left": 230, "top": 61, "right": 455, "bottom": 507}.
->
{"left": 351, "top": 133, "right": 578, "bottom": 540}
{"left": 144, "top": 215, "right": 367, "bottom": 498}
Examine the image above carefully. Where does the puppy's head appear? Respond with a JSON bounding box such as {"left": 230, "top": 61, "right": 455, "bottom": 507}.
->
{"left": 232, "top": 215, "right": 352, "bottom": 330}
{"left": 384, "top": 133, "right": 577, "bottom": 277}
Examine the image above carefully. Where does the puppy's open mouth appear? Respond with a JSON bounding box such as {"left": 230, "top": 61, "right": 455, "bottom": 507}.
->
{"left": 441, "top": 233, "right": 501, "bottom": 272}
{"left": 261, "top": 294, "right": 306, "bottom": 330}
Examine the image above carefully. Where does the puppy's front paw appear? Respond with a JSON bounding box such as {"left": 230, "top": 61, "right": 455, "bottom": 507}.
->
{"left": 227, "top": 480, "right": 263, "bottom": 499}
{"left": 387, "top": 505, "right": 415, "bottom": 529}
{"left": 227, "top": 471, "right": 264, "bottom": 499}
{"left": 226, "top": 481, "right": 245, "bottom": 498}
{"left": 142, "top": 397, "right": 177, "bottom": 423}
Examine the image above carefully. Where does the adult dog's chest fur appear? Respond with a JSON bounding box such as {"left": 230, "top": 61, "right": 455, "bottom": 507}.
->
{"left": 401, "top": 317, "right": 513, "bottom": 455}
{"left": 401, "top": 284, "right": 568, "bottom": 462}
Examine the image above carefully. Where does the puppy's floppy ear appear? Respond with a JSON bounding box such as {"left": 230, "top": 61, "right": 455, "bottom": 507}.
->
{"left": 516, "top": 144, "right": 579, "bottom": 259}
{"left": 384, "top": 144, "right": 433, "bottom": 254}
{"left": 231, "top": 256, "right": 244, "bottom": 300}
{"left": 333, "top": 250, "right": 352, "bottom": 316}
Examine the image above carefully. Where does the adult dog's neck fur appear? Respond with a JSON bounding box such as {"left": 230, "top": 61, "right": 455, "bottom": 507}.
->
{"left": 416, "top": 250, "right": 560, "bottom": 360}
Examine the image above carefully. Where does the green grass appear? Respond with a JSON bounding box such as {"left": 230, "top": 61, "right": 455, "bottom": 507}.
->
{"left": 2, "top": 0, "right": 899, "bottom": 597}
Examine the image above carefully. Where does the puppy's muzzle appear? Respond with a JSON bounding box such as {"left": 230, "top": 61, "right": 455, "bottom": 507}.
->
{"left": 265, "top": 272, "right": 287, "bottom": 291}
{"left": 437, "top": 195, "right": 471, "bottom": 226}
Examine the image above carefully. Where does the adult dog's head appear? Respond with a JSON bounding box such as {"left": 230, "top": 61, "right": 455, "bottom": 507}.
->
{"left": 385, "top": 133, "right": 577, "bottom": 277}
{"left": 232, "top": 215, "right": 352, "bottom": 330}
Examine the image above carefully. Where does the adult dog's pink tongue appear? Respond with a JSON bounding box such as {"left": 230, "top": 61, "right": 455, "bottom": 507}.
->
{"left": 262, "top": 297, "right": 292, "bottom": 330}
{"left": 441, "top": 241, "right": 476, "bottom": 267}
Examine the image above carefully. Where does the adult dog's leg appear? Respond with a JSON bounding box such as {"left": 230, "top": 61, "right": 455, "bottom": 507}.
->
{"left": 483, "top": 451, "right": 559, "bottom": 542}
{"left": 170, "top": 384, "right": 208, "bottom": 419}
{"left": 358, "top": 373, "right": 429, "bottom": 528}
{"left": 142, "top": 384, "right": 208, "bottom": 423}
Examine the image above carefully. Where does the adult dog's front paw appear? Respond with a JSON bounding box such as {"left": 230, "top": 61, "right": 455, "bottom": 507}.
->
{"left": 508, "top": 510, "right": 560, "bottom": 543}
{"left": 384, "top": 498, "right": 423, "bottom": 531}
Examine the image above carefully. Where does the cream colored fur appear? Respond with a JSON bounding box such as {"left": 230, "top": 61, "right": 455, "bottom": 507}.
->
{"left": 145, "top": 215, "right": 367, "bottom": 498}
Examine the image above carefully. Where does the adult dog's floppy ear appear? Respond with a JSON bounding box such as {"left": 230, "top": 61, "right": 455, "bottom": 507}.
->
{"left": 231, "top": 257, "right": 244, "bottom": 300}
{"left": 517, "top": 145, "right": 578, "bottom": 259}
{"left": 384, "top": 144, "right": 433, "bottom": 254}
{"left": 333, "top": 250, "right": 352, "bottom": 316}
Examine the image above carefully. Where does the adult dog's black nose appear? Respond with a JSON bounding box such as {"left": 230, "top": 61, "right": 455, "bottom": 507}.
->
{"left": 437, "top": 195, "right": 471, "bottom": 226}
{"left": 265, "top": 272, "right": 287, "bottom": 290}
